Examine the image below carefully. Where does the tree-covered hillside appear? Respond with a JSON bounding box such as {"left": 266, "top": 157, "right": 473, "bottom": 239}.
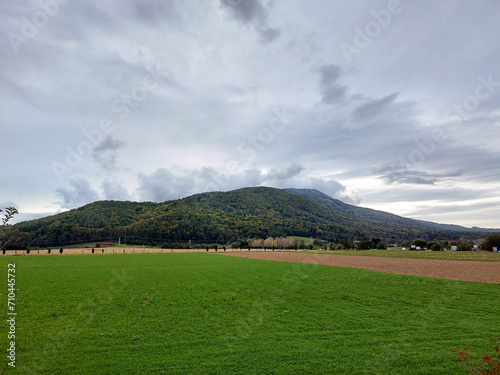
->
{"left": 283, "top": 188, "right": 495, "bottom": 239}
{"left": 6, "top": 187, "right": 493, "bottom": 249}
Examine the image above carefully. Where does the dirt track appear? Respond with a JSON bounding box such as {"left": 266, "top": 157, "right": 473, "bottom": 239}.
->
{"left": 222, "top": 252, "right": 500, "bottom": 284}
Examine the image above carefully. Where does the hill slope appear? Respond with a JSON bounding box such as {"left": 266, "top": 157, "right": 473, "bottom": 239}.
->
{"left": 283, "top": 188, "right": 474, "bottom": 232}
{"left": 6, "top": 187, "right": 492, "bottom": 248}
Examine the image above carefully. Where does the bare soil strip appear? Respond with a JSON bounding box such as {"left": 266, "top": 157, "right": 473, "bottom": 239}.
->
{"left": 222, "top": 252, "right": 500, "bottom": 284}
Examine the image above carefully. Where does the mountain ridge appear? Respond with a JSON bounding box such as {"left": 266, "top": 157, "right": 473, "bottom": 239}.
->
{"left": 282, "top": 188, "right": 487, "bottom": 232}
{"left": 5, "top": 187, "right": 496, "bottom": 248}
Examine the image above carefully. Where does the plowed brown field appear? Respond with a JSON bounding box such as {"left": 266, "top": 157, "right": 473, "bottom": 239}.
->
{"left": 223, "top": 252, "right": 500, "bottom": 284}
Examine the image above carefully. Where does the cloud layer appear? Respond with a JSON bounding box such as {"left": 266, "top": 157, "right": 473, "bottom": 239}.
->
{"left": 2, "top": 0, "right": 500, "bottom": 228}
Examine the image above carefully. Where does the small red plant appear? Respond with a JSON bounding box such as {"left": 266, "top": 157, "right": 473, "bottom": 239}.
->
{"left": 453, "top": 338, "right": 500, "bottom": 374}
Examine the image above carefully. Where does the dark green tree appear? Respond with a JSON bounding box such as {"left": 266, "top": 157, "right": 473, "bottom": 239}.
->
{"left": 431, "top": 243, "right": 444, "bottom": 251}
{"left": 481, "top": 235, "right": 500, "bottom": 251}
{"left": 413, "top": 239, "right": 427, "bottom": 249}
{"left": 357, "top": 238, "right": 374, "bottom": 250}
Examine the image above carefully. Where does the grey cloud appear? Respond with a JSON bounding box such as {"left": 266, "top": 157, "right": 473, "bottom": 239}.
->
{"left": 130, "top": 0, "right": 181, "bottom": 25}
{"left": 102, "top": 180, "right": 131, "bottom": 201}
{"left": 352, "top": 93, "right": 399, "bottom": 122}
{"left": 56, "top": 179, "right": 100, "bottom": 209}
{"left": 316, "top": 64, "right": 347, "bottom": 105}
{"left": 318, "top": 65, "right": 341, "bottom": 86}
{"left": 377, "top": 168, "right": 464, "bottom": 185}
{"left": 322, "top": 86, "right": 348, "bottom": 104}
{"left": 259, "top": 27, "right": 281, "bottom": 45}
{"left": 220, "top": 0, "right": 281, "bottom": 44}
{"left": 92, "top": 136, "right": 126, "bottom": 171}
{"left": 362, "top": 186, "right": 496, "bottom": 205}
{"left": 410, "top": 201, "right": 498, "bottom": 217}
{"left": 267, "top": 164, "right": 304, "bottom": 180}
{"left": 305, "top": 178, "right": 355, "bottom": 203}
{"left": 138, "top": 168, "right": 197, "bottom": 202}
{"left": 136, "top": 164, "right": 355, "bottom": 204}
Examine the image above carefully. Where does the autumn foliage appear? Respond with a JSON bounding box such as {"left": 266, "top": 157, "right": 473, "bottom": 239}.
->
{"left": 454, "top": 338, "right": 500, "bottom": 374}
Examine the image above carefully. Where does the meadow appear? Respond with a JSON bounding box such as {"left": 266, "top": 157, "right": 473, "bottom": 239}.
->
{"left": 1, "top": 253, "right": 499, "bottom": 374}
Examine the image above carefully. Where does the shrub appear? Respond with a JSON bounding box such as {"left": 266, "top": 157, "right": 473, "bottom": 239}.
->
{"left": 96, "top": 243, "right": 101, "bottom": 248}
{"left": 454, "top": 337, "right": 500, "bottom": 374}
{"left": 431, "top": 243, "right": 444, "bottom": 251}
{"left": 59, "top": 247, "right": 63, "bottom": 254}
{"left": 48, "top": 248, "right": 51, "bottom": 254}
{"left": 92, "top": 248, "right": 94, "bottom": 254}
{"left": 26, "top": 246, "right": 31, "bottom": 254}
{"left": 376, "top": 241, "right": 388, "bottom": 250}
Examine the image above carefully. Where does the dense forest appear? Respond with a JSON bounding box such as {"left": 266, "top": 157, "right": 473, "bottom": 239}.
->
{"left": 3, "top": 187, "right": 496, "bottom": 249}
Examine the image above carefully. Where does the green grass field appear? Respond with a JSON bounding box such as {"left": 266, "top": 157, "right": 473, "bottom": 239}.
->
{"left": 1, "top": 253, "right": 499, "bottom": 374}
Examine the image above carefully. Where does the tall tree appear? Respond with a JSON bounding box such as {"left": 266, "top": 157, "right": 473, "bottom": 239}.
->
{"left": 1, "top": 207, "right": 18, "bottom": 226}
{"left": 0, "top": 206, "right": 19, "bottom": 250}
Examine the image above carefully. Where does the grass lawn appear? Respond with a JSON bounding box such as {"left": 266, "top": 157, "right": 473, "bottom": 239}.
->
{"left": 1, "top": 253, "right": 499, "bottom": 374}
{"left": 304, "top": 249, "right": 500, "bottom": 262}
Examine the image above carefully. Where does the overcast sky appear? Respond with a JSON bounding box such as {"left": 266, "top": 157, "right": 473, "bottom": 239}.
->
{"left": 1, "top": 0, "right": 500, "bottom": 228}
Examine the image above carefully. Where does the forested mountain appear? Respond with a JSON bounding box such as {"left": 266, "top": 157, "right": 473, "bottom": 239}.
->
{"left": 283, "top": 189, "right": 494, "bottom": 233}
{"left": 5, "top": 187, "right": 494, "bottom": 249}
